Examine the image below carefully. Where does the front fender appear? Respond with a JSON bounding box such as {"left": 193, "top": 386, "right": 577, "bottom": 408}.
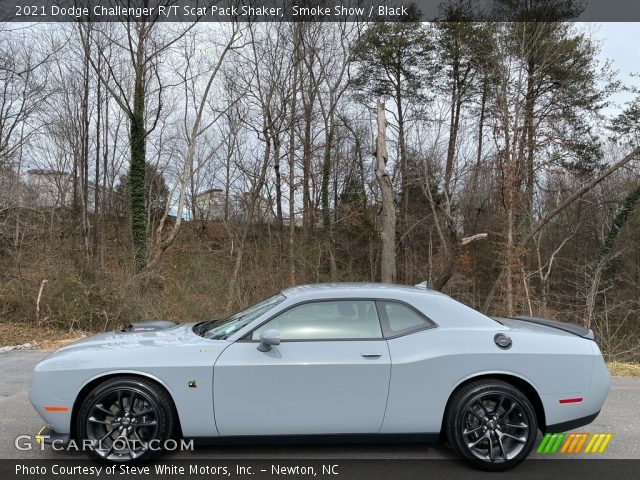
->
{"left": 30, "top": 335, "right": 229, "bottom": 438}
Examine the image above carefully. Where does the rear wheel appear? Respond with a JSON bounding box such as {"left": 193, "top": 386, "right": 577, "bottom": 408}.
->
{"left": 445, "top": 379, "right": 538, "bottom": 471}
{"left": 75, "top": 376, "right": 176, "bottom": 462}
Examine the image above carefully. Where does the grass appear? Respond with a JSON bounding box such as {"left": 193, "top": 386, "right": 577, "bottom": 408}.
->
{"left": 0, "top": 321, "right": 86, "bottom": 350}
{"left": 607, "top": 361, "right": 640, "bottom": 377}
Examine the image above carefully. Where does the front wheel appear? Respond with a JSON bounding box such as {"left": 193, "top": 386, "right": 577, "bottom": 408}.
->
{"left": 445, "top": 379, "right": 538, "bottom": 471}
{"left": 76, "top": 376, "right": 176, "bottom": 462}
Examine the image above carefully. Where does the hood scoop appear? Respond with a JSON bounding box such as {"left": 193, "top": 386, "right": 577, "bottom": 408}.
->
{"left": 122, "top": 320, "right": 178, "bottom": 333}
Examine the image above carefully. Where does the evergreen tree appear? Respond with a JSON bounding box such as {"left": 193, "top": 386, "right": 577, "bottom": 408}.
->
{"left": 351, "top": 5, "right": 435, "bottom": 218}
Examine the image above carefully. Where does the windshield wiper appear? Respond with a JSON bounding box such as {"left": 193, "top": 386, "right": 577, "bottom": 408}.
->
{"left": 194, "top": 320, "right": 216, "bottom": 336}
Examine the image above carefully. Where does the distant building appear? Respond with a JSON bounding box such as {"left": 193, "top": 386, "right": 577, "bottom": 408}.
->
{"left": 26, "top": 169, "right": 74, "bottom": 208}
{"left": 194, "top": 188, "right": 226, "bottom": 221}
{"left": 26, "top": 169, "right": 118, "bottom": 212}
{"left": 168, "top": 206, "right": 191, "bottom": 221}
{"left": 193, "top": 188, "right": 280, "bottom": 224}
{"left": 0, "top": 165, "right": 22, "bottom": 207}
{"left": 235, "top": 191, "right": 274, "bottom": 223}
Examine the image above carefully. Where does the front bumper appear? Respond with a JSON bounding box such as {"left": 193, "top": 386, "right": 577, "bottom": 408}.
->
{"left": 36, "top": 425, "right": 70, "bottom": 447}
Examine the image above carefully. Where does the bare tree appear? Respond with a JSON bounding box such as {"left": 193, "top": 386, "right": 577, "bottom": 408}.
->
{"left": 80, "top": 15, "right": 197, "bottom": 273}
{"left": 375, "top": 99, "right": 396, "bottom": 283}
{"left": 146, "top": 22, "right": 242, "bottom": 270}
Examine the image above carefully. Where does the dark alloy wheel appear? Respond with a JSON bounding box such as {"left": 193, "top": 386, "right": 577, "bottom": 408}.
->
{"left": 76, "top": 376, "right": 176, "bottom": 462}
{"left": 445, "top": 379, "right": 538, "bottom": 471}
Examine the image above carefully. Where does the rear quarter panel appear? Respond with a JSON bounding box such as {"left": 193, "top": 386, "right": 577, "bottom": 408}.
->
{"left": 381, "top": 325, "right": 595, "bottom": 433}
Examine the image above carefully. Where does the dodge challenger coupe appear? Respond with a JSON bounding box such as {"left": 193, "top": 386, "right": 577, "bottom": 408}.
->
{"left": 30, "top": 283, "right": 610, "bottom": 470}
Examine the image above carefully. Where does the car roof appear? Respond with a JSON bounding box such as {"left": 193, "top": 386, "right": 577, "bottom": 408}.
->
{"left": 280, "top": 282, "right": 444, "bottom": 300}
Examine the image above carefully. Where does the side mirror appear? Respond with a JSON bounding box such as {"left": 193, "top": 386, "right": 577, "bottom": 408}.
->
{"left": 257, "top": 329, "right": 281, "bottom": 352}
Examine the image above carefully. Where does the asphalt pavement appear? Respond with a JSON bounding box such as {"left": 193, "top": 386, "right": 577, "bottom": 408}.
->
{"left": 1, "top": 350, "right": 638, "bottom": 460}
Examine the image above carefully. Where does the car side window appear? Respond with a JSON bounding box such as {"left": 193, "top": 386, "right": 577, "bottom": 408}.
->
{"left": 251, "top": 300, "right": 383, "bottom": 341}
{"left": 378, "top": 301, "right": 433, "bottom": 337}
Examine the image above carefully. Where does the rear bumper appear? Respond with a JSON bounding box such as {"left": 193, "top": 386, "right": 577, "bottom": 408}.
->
{"left": 546, "top": 411, "right": 600, "bottom": 433}
{"left": 541, "top": 342, "right": 610, "bottom": 431}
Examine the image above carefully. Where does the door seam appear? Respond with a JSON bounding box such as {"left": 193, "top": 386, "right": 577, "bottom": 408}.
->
{"left": 377, "top": 339, "right": 393, "bottom": 433}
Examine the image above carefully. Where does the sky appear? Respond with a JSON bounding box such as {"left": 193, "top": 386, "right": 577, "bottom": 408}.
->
{"left": 594, "top": 22, "right": 639, "bottom": 115}
{"left": 598, "top": 23, "right": 638, "bottom": 81}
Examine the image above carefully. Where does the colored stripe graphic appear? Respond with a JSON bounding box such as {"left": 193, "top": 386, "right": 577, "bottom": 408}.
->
{"left": 591, "top": 434, "right": 605, "bottom": 452}
{"left": 574, "top": 433, "right": 589, "bottom": 453}
{"left": 544, "top": 434, "right": 558, "bottom": 453}
{"left": 539, "top": 433, "right": 612, "bottom": 454}
{"left": 584, "top": 434, "right": 598, "bottom": 453}
{"left": 537, "top": 433, "right": 552, "bottom": 454}
{"left": 598, "top": 434, "right": 612, "bottom": 453}
{"left": 560, "top": 434, "right": 574, "bottom": 453}
{"left": 550, "top": 433, "right": 565, "bottom": 453}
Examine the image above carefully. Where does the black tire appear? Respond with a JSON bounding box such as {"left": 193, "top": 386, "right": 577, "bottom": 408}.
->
{"left": 75, "top": 376, "right": 176, "bottom": 462}
{"left": 445, "top": 379, "right": 538, "bottom": 471}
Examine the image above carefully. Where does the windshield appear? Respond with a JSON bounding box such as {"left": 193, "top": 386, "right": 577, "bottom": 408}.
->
{"left": 200, "top": 293, "right": 286, "bottom": 340}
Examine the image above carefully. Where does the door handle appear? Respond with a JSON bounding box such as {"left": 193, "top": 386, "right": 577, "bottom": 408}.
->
{"left": 361, "top": 353, "right": 382, "bottom": 358}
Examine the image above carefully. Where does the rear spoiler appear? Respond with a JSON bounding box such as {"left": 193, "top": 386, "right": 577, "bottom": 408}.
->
{"left": 512, "top": 315, "right": 595, "bottom": 340}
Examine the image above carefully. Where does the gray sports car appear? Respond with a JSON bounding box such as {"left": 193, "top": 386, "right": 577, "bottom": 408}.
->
{"left": 30, "top": 282, "right": 610, "bottom": 470}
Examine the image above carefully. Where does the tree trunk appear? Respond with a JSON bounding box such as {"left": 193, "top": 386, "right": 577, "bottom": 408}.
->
{"left": 320, "top": 115, "right": 337, "bottom": 280}
{"left": 224, "top": 131, "right": 232, "bottom": 221}
{"left": 505, "top": 171, "right": 515, "bottom": 317}
{"left": 80, "top": 46, "right": 91, "bottom": 264}
{"left": 524, "top": 60, "right": 537, "bottom": 223}
{"left": 129, "top": 26, "right": 148, "bottom": 274}
{"left": 396, "top": 82, "right": 408, "bottom": 282}
{"left": 470, "top": 77, "right": 487, "bottom": 203}
{"left": 321, "top": 118, "right": 335, "bottom": 233}
{"left": 375, "top": 99, "right": 396, "bottom": 284}
{"left": 94, "top": 64, "right": 101, "bottom": 259}
{"left": 100, "top": 93, "right": 109, "bottom": 270}
{"left": 288, "top": 24, "right": 300, "bottom": 286}
{"left": 273, "top": 133, "right": 284, "bottom": 251}
{"left": 444, "top": 59, "right": 460, "bottom": 198}
{"left": 302, "top": 88, "right": 314, "bottom": 236}
{"left": 476, "top": 78, "right": 487, "bottom": 169}
{"left": 130, "top": 75, "right": 147, "bottom": 273}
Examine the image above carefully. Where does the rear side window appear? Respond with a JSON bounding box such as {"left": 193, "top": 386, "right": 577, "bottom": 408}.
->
{"left": 378, "top": 301, "right": 434, "bottom": 337}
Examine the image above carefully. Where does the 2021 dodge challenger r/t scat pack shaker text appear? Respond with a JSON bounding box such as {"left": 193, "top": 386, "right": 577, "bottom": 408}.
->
{"left": 30, "top": 282, "right": 610, "bottom": 470}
